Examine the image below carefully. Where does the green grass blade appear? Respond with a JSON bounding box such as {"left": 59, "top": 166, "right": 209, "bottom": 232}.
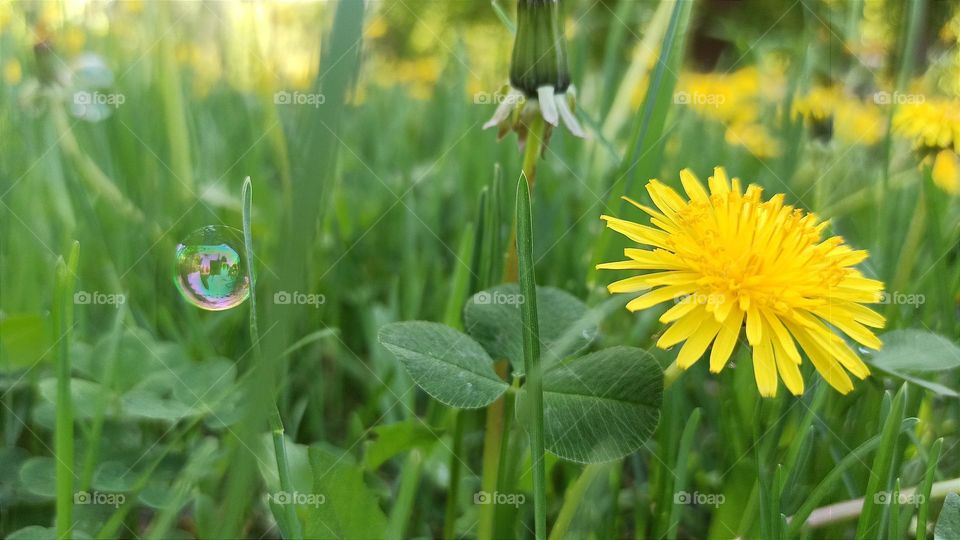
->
{"left": 666, "top": 407, "right": 701, "bottom": 540}
{"left": 857, "top": 385, "right": 908, "bottom": 539}
{"left": 917, "top": 438, "right": 944, "bottom": 539}
{"left": 516, "top": 172, "right": 546, "bottom": 540}
{"left": 54, "top": 241, "right": 79, "bottom": 540}
{"left": 788, "top": 418, "right": 917, "bottom": 536}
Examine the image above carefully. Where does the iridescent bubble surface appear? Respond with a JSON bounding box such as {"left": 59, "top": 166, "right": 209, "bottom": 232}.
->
{"left": 174, "top": 226, "right": 250, "bottom": 311}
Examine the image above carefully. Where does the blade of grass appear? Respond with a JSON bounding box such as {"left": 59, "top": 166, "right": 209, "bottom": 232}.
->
{"left": 666, "top": 407, "right": 701, "bottom": 540}
{"left": 916, "top": 438, "right": 944, "bottom": 538}
{"left": 54, "top": 241, "right": 79, "bottom": 540}
{"left": 516, "top": 172, "right": 546, "bottom": 540}
{"left": 890, "top": 477, "right": 902, "bottom": 540}
{"left": 243, "top": 177, "right": 302, "bottom": 539}
{"left": 548, "top": 462, "right": 609, "bottom": 540}
{"left": 787, "top": 417, "right": 917, "bottom": 536}
{"left": 80, "top": 305, "right": 125, "bottom": 490}
{"left": 857, "top": 385, "right": 908, "bottom": 539}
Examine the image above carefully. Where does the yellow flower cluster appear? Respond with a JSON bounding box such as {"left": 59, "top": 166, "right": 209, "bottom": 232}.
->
{"left": 893, "top": 98, "right": 960, "bottom": 193}
{"left": 676, "top": 67, "right": 784, "bottom": 158}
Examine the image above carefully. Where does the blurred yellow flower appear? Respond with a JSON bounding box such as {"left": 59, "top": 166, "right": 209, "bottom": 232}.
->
{"left": 598, "top": 167, "right": 885, "bottom": 396}
{"left": 793, "top": 86, "right": 885, "bottom": 145}
{"left": 932, "top": 149, "right": 960, "bottom": 194}
{"left": 835, "top": 101, "right": 885, "bottom": 145}
{"left": 724, "top": 122, "right": 781, "bottom": 158}
{"left": 64, "top": 27, "right": 86, "bottom": 56}
{"left": 678, "top": 67, "right": 762, "bottom": 125}
{"left": 793, "top": 86, "right": 840, "bottom": 122}
{"left": 3, "top": 59, "right": 22, "bottom": 85}
{"left": 894, "top": 98, "right": 960, "bottom": 153}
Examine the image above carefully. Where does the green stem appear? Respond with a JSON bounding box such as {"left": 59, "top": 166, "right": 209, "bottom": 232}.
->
{"left": 242, "top": 177, "right": 301, "bottom": 539}
{"left": 503, "top": 115, "right": 545, "bottom": 282}
{"left": 516, "top": 174, "right": 546, "bottom": 540}
{"left": 548, "top": 463, "right": 607, "bottom": 540}
{"left": 387, "top": 450, "right": 423, "bottom": 540}
{"left": 54, "top": 241, "right": 79, "bottom": 540}
{"left": 477, "top": 361, "right": 509, "bottom": 540}
{"left": 443, "top": 411, "right": 466, "bottom": 540}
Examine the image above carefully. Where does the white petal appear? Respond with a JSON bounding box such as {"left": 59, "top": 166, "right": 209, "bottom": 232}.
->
{"left": 483, "top": 96, "right": 515, "bottom": 130}
{"left": 556, "top": 93, "right": 585, "bottom": 138}
{"left": 537, "top": 85, "right": 559, "bottom": 126}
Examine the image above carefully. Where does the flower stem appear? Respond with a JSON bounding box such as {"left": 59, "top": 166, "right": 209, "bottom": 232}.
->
{"left": 504, "top": 115, "right": 545, "bottom": 281}
{"left": 477, "top": 361, "right": 510, "bottom": 540}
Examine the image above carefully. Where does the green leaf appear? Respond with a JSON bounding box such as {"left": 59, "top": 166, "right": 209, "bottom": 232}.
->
{"left": 303, "top": 446, "right": 388, "bottom": 539}
{"left": 531, "top": 346, "right": 663, "bottom": 463}
{"left": 363, "top": 420, "right": 440, "bottom": 470}
{"left": 378, "top": 321, "right": 509, "bottom": 408}
{"left": 872, "top": 330, "right": 960, "bottom": 371}
{"left": 18, "top": 457, "right": 57, "bottom": 498}
{"left": 91, "top": 461, "right": 138, "bottom": 493}
{"left": 867, "top": 330, "right": 960, "bottom": 397}
{"left": 464, "top": 284, "right": 597, "bottom": 374}
{"left": 37, "top": 378, "right": 114, "bottom": 420}
{"left": 121, "top": 390, "right": 193, "bottom": 421}
{"left": 935, "top": 493, "right": 960, "bottom": 540}
{"left": 0, "top": 314, "right": 52, "bottom": 370}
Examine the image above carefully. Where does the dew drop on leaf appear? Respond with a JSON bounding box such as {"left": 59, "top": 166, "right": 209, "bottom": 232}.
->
{"left": 174, "top": 226, "right": 250, "bottom": 311}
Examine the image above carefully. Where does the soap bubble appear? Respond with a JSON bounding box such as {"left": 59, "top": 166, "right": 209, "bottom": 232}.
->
{"left": 174, "top": 226, "right": 250, "bottom": 311}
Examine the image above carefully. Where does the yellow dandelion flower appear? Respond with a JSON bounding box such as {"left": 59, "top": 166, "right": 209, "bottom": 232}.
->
{"left": 932, "top": 149, "right": 960, "bottom": 194}
{"left": 893, "top": 98, "right": 960, "bottom": 153}
{"left": 678, "top": 67, "right": 762, "bottom": 125}
{"left": 792, "top": 86, "right": 841, "bottom": 122}
{"left": 835, "top": 100, "right": 885, "bottom": 146}
{"left": 793, "top": 86, "right": 885, "bottom": 146}
{"left": 724, "top": 122, "right": 781, "bottom": 158}
{"left": 597, "top": 167, "right": 886, "bottom": 397}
